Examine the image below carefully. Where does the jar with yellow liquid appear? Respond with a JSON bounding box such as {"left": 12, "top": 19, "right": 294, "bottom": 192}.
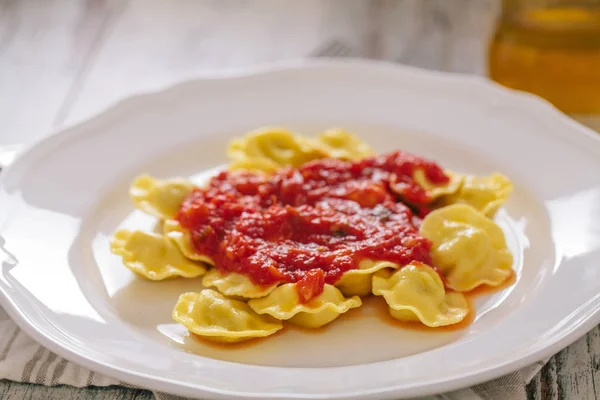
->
{"left": 488, "top": 0, "right": 600, "bottom": 131}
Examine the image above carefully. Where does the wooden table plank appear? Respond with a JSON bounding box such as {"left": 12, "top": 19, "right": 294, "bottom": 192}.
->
{"left": 62, "top": 0, "right": 373, "bottom": 127}
{"left": 527, "top": 327, "right": 600, "bottom": 400}
{"left": 0, "top": 0, "right": 124, "bottom": 146}
{"left": 0, "top": 380, "right": 152, "bottom": 400}
{"left": 376, "top": 0, "right": 497, "bottom": 74}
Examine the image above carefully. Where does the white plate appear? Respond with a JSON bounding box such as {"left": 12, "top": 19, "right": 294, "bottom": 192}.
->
{"left": 1, "top": 60, "right": 600, "bottom": 400}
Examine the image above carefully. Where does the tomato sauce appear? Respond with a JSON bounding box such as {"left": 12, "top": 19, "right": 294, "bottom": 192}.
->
{"left": 177, "top": 151, "right": 448, "bottom": 302}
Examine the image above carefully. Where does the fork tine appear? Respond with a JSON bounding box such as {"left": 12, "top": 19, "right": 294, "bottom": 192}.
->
{"left": 310, "top": 41, "right": 337, "bottom": 57}
{"left": 331, "top": 41, "right": 350, "bottom": 57}
{"left": 310, "top": 39, "right": 354, "bottom": 58}
{"left": 331, "top": 41, "right": 353, "bottom": 57}
{"left": 328, "top": 41, "right": 345, "bottom": 56}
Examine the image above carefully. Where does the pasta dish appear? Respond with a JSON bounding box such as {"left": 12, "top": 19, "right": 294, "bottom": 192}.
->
{"left": 110, "top": 128, "right": 514, "bottom": 343}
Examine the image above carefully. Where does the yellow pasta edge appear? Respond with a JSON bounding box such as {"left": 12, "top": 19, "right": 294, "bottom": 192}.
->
{"left": 172, "top": 292, "right": 283, "bottom": 341}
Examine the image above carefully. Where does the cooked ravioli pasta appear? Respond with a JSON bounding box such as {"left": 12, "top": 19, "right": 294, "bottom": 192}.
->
{"left": 130, "top": 175, "right": 196, "bottom": 219}
{"left": 110, "top": 229, "right": 207, "bottom": 280}
{"left": 438, "top": 173, "right": 512, "bottom": 217}
{"left": 310, "top": 128, "right": 374, "bottom": 161}
{"left": 335, "top": 259, "right": 398, "bottom": 297}
{"left": 173, "top": 290, "right": 283, "bottom": 343}
{"left": 372, "top": 262, "right": 469, "bottom": 327}
{"left": 227, "top": 128, "right": 328, "bottom": 171}
{"left": 162, "top": 219, "right": 215, "bottom": 264}
{"left": 248, "top": 284, "right": 361, "bottom": 328}
{"left": 202, "top": 269, "right": 278, "bottom": 299}
{"left": 112, "top": 127, "right": 516, "bottom": 342}
{"left": 419, "top": 204, "right": 513, "bottom": 292}
{"left": 413, "top": 169, "right": 463, "bottom": 202}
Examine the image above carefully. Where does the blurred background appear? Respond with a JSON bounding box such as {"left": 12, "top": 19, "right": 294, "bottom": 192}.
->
{"left": 1, "top": 0, "right": 599, "bottom": 148}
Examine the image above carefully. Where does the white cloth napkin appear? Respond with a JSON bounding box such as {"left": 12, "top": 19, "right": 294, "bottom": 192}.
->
{"left": 0, "top": 305, "right": 546, "bottom": 400}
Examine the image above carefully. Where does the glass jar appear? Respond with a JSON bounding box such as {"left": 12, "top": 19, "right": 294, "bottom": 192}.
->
{"left": 488, "top": 0, "right": 600, "bottom": 131}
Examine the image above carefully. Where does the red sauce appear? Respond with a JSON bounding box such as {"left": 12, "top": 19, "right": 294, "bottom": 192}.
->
{"left": 177, "top": 151, "right": 449, "bottom": 302}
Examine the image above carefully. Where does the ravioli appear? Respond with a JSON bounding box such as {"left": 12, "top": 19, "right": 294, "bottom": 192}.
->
{"left": 227, "top": 128, "right": 328, "bottom": 171}
{"left": 438, "top": 173, "right": 512, "bottom": 217}
{"left": 130, "top": 175, "right": 196, "bottom": 219}
{"left": 162, "top": 219, "right": 215, "bottom": 265}
{"left": 413, "top": 169, "right": 463, "bottom": 202}
{"left": 248, "top": 284, "right": 361, "bottom": 328}
{"left": 112, "top": 128, "right": 517, "bottom": 342}
{"left": 335, "top": 259, "right": 398, "bottom": 297}
{"left": 173, "top": 290, "right": 283, "bottom": 343}
{"left": 372, "top": 262, "right": 469, "bottom": 327}
{"left": 310, "top": 128, "right": 374, "bottom": 161}
{"left": 419, "top": 204, "right": 513, "bottom": 291}
{"left": 202, "top": 269, "right": 278, "bottom": 299}
{"left": 110, "top": 229, "right": 207, "bottom": 280}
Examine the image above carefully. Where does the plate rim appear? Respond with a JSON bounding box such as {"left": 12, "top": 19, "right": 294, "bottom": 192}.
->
{"left": 2, "top": 58, "right": 600, "bottom": 400}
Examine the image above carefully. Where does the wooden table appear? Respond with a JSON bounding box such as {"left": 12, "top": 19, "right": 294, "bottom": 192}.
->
{"left": 0, "top": 1, "right": 598, "bottom": 399}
